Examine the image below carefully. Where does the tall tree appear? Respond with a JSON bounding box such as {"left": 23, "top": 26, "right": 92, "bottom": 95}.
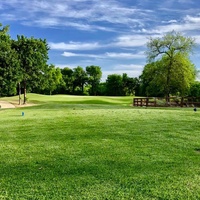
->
{"left": 122, "top": 73, "right": 129, "bottom": 95}
{"left": 140, "top": 61, "right": 168, "bottom": 97}
{"left": 13, "top": 35, "right": 49, "bottom": 103}
{"left": 0, "top": 24, "right": 20, "bottom": 97}
{"left": 168, "top": 52, "right": 196, "bottom": 96}
{"left": 86, "top": 65, "right": 102, "bottom": 95}
{"left": 146, "top": 31, "right": 196, "bottom": 98}
{"left": 140, "top": 53, "right": 196, "bottom": 97}
{"left": 126, "top": 77, "right": 139, "bottom": 96}
{"left": 189, "top": 81, "right": 200, "bottom": 97}
{"left": 73, "top": 66, "right": 88, "bottom": 94}
{"left": 61, "top": 67, "right": 74, "bottom": 94}
{"left": 97, "top": 82, "right": 107, "bottom": 96}
{"left": 44, "top": 64, "right": 63, "bottom": 95}
{"left": 106, "top": 74, "right": 123, "bottom": 96}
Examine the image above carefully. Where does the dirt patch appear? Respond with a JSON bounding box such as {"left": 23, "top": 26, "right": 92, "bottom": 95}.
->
{"left": 0, "top": 101, "right": 36, "bottom": 109}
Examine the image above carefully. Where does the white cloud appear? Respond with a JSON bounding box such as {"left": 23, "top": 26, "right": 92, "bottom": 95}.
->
{"left": 61, "top": 52, "right": 77, "bottom": 57}
{"left": 62, "top": 52, "right": 102, "bottom": 58}
{"left": 165, "top": 20, "right": 178, "bottom": 24}
{"left": 184, "top": 15, "right": 200, "bottom": 23}
{"left": 49, "top": 34, "right": 149, "bottom": 52}
{"left": 114, "top": 35, "right": 148, "bottom": 47}
{"left": 49, "top": 42, "right": 102, "bottom": 50}
{"left": 0, "top": 14, "right": 16, "bottom": 21}
{"left": 33, "top": 18, "right": 60, "bottom": 27}
{"left": 169, "top": 20, "right": 178, "bottom": 23}
{"left": 105, "top": 52, "right": 145, "bottom": 59}
{"left": 62, "top": 51, "right": 145, "bottom": 59}
{"left": 146, "top": 19, "right": 200, "bottom": 35}
{"left": 113, "top": 64, "right": 144, "bottom": 70}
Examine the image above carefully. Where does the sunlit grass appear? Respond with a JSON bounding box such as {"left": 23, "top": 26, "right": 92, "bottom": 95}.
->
{"left": 0, "top": 94, "right": 200, "bottom": 199}
{"left": 1, "top": 93, "right": 133, "bottom": 106}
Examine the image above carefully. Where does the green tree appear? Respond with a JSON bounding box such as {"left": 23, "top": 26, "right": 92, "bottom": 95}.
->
{"left": 45, "top": 64, "right": 63, "bottom": 95}
{"left": 106, "top": 74, "right": 123, "bottom": 96}
{"left": 61, "top": 67, "right": 74, "bottom": 94}
{"left": 140, "top": 53, "right": 196, "bottom": 97}
{"left": 122, "top": 73, "right": 129, "bottom": 95}
{"left": 86, "top": 65, "right": 102, "bottom": 95}
{"left": 122, "top": 73, "right": 139, "bottom": 96}
{"left": 126, "top": 77, "right": 140, "bottom": 96}
{"left": 189, "top": 81, "right": 200, "bottom": 97}
{"left": 146, "top": 31, "right": 196, "bottom": 98}
{"left": 13, "top": 35, "right": 49, "bottom": 103}
{"left": 169, "top": 52, "right": 196, "bottom": 96}
{"left": 73, "top": 66, "right": 88, "bottom": 94}
{"left": 0, "top": 24, "right": 20, "bottom": 97}
{"left": 140, "top": 61, "right": 167, "bottom": 97}
{"left": 97, "top": 82, "right": 107, "bottom": 96}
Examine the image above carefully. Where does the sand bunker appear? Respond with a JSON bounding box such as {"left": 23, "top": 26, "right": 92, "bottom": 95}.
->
{"left": 0, "top": 101, "right": 15, "bottom": 109}
{"left": 0, "top": 101, "right": 35, "bottom": 109}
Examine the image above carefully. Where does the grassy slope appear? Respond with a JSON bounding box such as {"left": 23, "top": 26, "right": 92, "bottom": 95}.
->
{"left": 1, "top": 93, "right": 133, "bottom": 105}
{"left": 0, "top": 94, "right": 200, "bottom": 199}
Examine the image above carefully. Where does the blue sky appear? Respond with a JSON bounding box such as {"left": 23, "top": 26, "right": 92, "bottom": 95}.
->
{"left": 1, "top": 0, "right": 200, "bottom": 81}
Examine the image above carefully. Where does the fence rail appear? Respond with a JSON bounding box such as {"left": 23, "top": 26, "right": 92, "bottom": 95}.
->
{"left": 133, "top": 97, "right": 200, "bottom": 107}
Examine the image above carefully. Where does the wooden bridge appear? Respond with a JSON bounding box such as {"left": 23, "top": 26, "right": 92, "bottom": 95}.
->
{"left": 133, "top": 97, "right": 200, "bottom": 107}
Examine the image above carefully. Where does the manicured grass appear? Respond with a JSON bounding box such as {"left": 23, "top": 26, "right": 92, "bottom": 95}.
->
{"left": 2, "top": 93, "right": 133, "bottom": 106}
{"left": 0, "top": 94, "right": 200, "bottom": 199}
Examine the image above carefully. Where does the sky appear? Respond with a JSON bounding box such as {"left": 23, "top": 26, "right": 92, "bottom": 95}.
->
{"left": 0, "top": 0, "right": 200, "bottom": 81}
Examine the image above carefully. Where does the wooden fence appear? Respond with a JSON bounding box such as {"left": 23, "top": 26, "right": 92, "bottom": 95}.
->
{"left": 133, "top": 97, "right": 200, "bottom": 107}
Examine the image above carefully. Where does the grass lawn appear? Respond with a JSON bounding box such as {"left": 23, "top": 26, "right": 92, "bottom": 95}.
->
{"left": 0, "top": 94, "right": 200, "bottom": 199}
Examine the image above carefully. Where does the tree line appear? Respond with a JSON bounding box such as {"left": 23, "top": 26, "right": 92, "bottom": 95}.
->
{"left": 55, "top": 68, "right": 139, "bottom": 96}
{"left": 0, "top": 23, "right": 139, "bottom": 100}
{"left": 1, "top": 23, "right": 200, "bottom": 101}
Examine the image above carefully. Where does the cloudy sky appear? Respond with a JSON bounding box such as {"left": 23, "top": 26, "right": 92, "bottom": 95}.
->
{"left": 1, "top": 0, "right": 200, "bottom": 81}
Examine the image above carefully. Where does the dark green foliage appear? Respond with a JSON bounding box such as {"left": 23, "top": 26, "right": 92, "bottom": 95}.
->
{"left": 73, "top": 66, "right": 88, "bottom": 94}
{"left": 86, "top": 65, "right": 102, "bottom": 95}
{"left": 106, "top": 74, "right": 123, "bottom": 96}
{"left": 122, "top": 73, "right": 139, "bottom": 96}
{"left": 60, "top": 67, "right": 74, "bottom": 94}
{"left": 0, "top": 23, "right": 50, "bottom": 99}
{"left": 97, "top": 82, "right": 107, "bottom": 96}
{"left": 13, "top": 35, "right": 49, "bottom": 103}
{"left": 189, "top": 81, "right": 200, "bottom": 97}
{"left": 139, "top": 61, "right": 167, "bottom": 97}
{"left": 105, "top": 74, "right": 139, "bottom": 96}
{"left": 0, "top": 24, "right": 20, "bottom": 97}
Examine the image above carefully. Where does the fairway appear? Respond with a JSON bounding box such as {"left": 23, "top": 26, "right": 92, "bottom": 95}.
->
{"left": 0, "top": 94, "right": 200, "bottom": 199}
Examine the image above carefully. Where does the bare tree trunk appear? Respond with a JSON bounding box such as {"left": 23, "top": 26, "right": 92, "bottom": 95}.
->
{"left": 81, "top": 83, "right": 84, "bottom": 94}
{"left": 18, "top": 82, "right": 21, "bottom": 105}
{"left": 23, "top": 80, "right": 26, "bottom": 104}
{"left": 166, "top": 59, "right": 173, "bottom": 102}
